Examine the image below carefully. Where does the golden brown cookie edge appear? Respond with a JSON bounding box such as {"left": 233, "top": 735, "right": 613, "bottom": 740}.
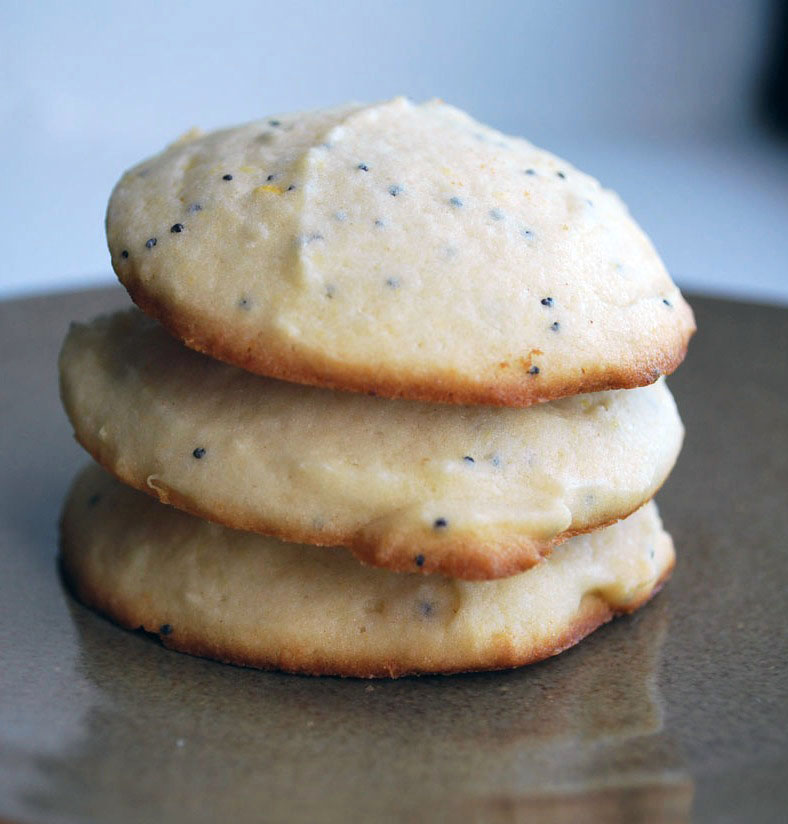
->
{"left": 68, "top": 425, "right": 669, "bottom": 581}
{"left": 121, "top": 274, "right": 695, "bottom": 408}
{"left": 59, "top": 489, "right": 675, "bottom": 679}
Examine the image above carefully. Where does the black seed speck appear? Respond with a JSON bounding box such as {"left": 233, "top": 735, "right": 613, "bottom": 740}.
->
{"left": 415, "top": 554, "right": 425, "bottom": 567}
{"left": 433, "top": 518, "right": 448, "bottom": 529}
{"left": 238, "top": 296, "right": 251, "bottom": 309}
{"left": 489, "top": 208, "right": 504, "bottom": 221}
{"left": 388, "top": 184, "right": 403, "bottom": 197}
{"left": 449, "top": 196, "right": 463, "bottom": 208}
{"left": 649, "top": 548, "right": 656, "bottom": 560}
{"left": 222, "top": 174, "right": 233, "bottom": 181}
{"left": 541, "top": 297, "right": 553, "bottom": 307}
{"left": 160, "top": 624, "right": 173, "bottom": 636}
{"left": 550, "top": 321, "right": 560, "bottom": 332}
{"left": 556, "top": 171, "right": 566, "bottom": 179}
{"left": 87, "top": 493, "right": 101, "bottom": 507}
{"left": 374, "top": 219, "right": 385, "bottom": 227}
{"left": 287, "top": 184, "right": 296, "bottom": 192}
{"left": 525, "top": 168, "right": 536, "bottom": 175}
{"left": 490, "top": 455, "right": 501, "bottom": 467}
{"left": 529, "top": 366, "right": 540, "bottom": 375}
{"left": 663, "top": 298, "right": 672, "bottom": 307}
{"left": 121, "top": 250, "right": 129, "bottom": 259}
{"left": 385, "top": 277, "right": 399, "bottom": 288}
{"left": 419, "top": 601, "right": 436, "bottom": 617}
{"left": 521, "top": 228, "right": 534, "bottom": 239}
{"left": 188, "top": 203, "right": 202, "bottom": 213}
{"left": 266, "top": 173, "right": 278, "bottom": 181}
{"left": 357, "top": 163, "right": 369, "bottom": 171}
{"left": 145, "top": 237, "right": 157, "bottom": 249}
{"left": 463, "top": 455, "right": 475, "bottom": 464}
{"left": 192, "top": 447, "right": 206, "bottom": 459}
{"left": 269, "top": 119, "right": 281, "bottom": 127}
{"left": 170, "top": 223, "right": 184, "bottom": 233}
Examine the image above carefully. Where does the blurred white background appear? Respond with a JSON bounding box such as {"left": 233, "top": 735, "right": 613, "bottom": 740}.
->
{"left": 1, "top": 0, "right": 786, "bottom": 301}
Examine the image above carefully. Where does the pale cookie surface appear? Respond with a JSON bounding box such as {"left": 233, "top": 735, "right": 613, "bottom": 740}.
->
{"left": 60, "top": 310, "right": 684, "bottom": 579}
{"left": 61, "top": 466, "right": 675, "bottom": 678}
{"left": 107, "top": 97, "right": 695, "bottom": 406}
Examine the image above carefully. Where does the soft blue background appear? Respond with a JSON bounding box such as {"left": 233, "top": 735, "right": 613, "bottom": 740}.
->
{"left": 2, "top": 0, "right": 786, "bottom": 301}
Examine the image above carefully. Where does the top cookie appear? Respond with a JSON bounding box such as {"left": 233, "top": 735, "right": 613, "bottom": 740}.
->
{"left": 107, "top": 97, "right": 695, "bottom": 406}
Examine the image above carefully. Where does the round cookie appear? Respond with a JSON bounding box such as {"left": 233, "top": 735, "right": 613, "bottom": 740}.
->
{"left": 106, "top": 97, "right": 695, "bottom": 407}
{"left": 61, "top": 465, "right": 676, "bottom": 678}
{"left": 60, "top": 309, "right": 684, "bottom": 580}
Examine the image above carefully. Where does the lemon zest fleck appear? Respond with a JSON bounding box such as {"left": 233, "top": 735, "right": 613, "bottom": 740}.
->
{"left": 254, "top": 184, "right": 283, "bottom": 195}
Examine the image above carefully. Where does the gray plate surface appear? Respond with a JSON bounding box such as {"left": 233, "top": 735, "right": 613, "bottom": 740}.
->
{"left": 0, "top": 288, "right": 786, "bottom": 823}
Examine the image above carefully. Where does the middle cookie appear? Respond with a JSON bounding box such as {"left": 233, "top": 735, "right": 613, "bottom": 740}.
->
{"left": 60, "top": 309, "right": 683, "bottom": 579}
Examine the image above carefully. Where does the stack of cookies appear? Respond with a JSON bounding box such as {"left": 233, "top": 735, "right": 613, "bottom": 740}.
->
{"left": 59, "top": 98, "right": 695, "bottom": 677}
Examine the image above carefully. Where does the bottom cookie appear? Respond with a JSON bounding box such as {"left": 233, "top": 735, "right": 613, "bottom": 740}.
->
{"left": 60, "top": 465, "right": 675, "bottom": 678}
